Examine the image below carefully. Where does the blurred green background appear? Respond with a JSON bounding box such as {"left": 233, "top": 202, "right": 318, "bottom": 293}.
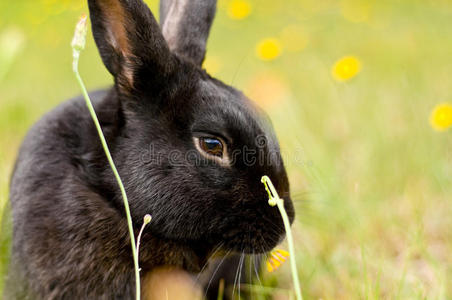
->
{"left": 1, "top": 0, "right": 452, "bottom": 298}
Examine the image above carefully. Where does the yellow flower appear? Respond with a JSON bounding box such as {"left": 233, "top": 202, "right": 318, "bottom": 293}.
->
{"left": 331, "top": 56, "right": 361, "bottom": 81}
{"left": 227, "top": 0, "right": 252, "bottom": 20}
{"left": 267, "top": 249, "right": 289, "bottom": 272}
{"left": 430, "top": 103, "right": 452, "bottom": 131}
{"left": 256, "top": 38, "right": 282, "bottom": 61}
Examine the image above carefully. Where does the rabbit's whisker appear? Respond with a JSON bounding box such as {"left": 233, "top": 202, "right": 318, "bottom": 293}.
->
{"left": 193, "top": 242, "right": 224, "bottom": 289}
{"left": 231, "top": 255, "right": 240, "bottom": 299}
{"left": 253, "top": 254, "right": 262, "bottom": 286}
{"left": 232, "top": 247, "right": 244, "bottom": 300}
{"left": 203, "top": 249, "right": 231, "bottom": 299}
{"left": 238, "top": 252, "right": 245, "bottom": 300}
{"left": 249, "top": 253, "right": 252, "bottom": 294}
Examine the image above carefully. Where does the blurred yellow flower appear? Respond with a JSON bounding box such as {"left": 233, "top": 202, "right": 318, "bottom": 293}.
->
{"left": 256, "top": 38, "right": 282, "bottom": 61}
{"left": 332, "top": 56, "right": 361, "bottom": 81}
{"left": 280, "top": 25, "right": 309, "bottom": 53}
{"left": 430, "top": 103, "right": 452, "bottom": 131}
{"left": 227, "top": 0, "right": 252, "bottom": 20}
{"left": 267, "top": 249, "right": 289, "bottom": 272}
{"left": 203, "top": 55, "right": 223, "bottom": 76}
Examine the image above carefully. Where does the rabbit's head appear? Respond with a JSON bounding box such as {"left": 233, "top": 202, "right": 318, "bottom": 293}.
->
{"left": 88, "top": 0, "right": 294, "bottom": 256}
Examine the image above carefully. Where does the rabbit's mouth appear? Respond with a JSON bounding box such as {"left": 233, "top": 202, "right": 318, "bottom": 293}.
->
{"left": 154, "top": 232, "right": 277, "bottom": 273}
{"left": 180, "top": 241, "right": 234, "bottom": 273}
{"left": 215, "top": 198, "right": 295, "bottom": 254}
{"left": 218, "top": 224, "right": 286, "bottom": 254}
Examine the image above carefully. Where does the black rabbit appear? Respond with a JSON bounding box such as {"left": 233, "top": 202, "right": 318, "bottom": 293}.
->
{"left": 6, "top": 0, "right": 294, "bottom": 299}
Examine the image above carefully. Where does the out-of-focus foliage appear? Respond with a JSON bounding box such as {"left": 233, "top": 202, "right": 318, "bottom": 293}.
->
{"left": 1, "top": 0, "right": 452, "bottom": 298}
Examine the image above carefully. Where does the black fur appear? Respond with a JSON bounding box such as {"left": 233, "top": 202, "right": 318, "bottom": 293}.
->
{"left": 6, "top": 0, "right": 294, "bottom": 299}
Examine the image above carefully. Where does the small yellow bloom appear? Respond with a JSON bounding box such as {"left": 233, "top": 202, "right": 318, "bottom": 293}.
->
{"left": 430, "top": 103, "right": 452, "bottom": 131}
{"left": 331, "top": 56, "right": 361, "bottom": 81}
{"left": 267, "top": 249, "right": 289, "bottom": 272}
{"left": 227, "top": 0, "right": 252, "bottom": 20}
{"left": 256, "top": 38, "right": 282, "bottom": 61}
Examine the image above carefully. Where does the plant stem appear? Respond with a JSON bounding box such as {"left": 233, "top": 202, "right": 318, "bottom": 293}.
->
{"left": 72, "top": 20, "right": 141, "bottom": 299}
{"left": 136, "top": 215, "right": 151, "bottom": 270}
{"left": 261, "top": 175, "right": 303, "bottom": 300}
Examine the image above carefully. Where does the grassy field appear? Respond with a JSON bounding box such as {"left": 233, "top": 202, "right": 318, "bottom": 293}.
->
{"left": 1, "top": 0, "right": 452, "bottom": 298}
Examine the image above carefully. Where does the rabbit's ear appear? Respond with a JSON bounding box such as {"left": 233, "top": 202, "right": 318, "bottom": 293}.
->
{"left": 88, "top": 0, "right": 174, "bottom": 90}
{"left": 160, "top": 0, "right": 217, "bottom": 66}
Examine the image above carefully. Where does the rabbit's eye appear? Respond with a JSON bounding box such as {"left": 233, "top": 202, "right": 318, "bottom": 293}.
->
{"left": 193, "top": 136, "right": 229, "bottom": 166}
{"left": 199, "top": 137, "right": 223, "bottom": 157}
